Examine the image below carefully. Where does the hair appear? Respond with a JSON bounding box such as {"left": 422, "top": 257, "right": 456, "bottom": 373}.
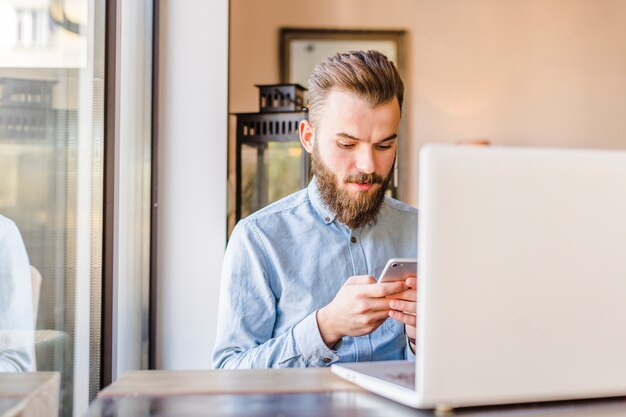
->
{"left": 307, "top": 50, "right": 404, "bottom": 127}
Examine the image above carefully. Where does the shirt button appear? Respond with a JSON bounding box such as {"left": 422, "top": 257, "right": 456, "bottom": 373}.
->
{"left": 324, "top": 216, "right": 330, "bottom": 222}
{"left": 323, "top": 358, "right": 332, "bottom": 364}
{"left": 351, "top": 237, "right": 357, "bottom": 243}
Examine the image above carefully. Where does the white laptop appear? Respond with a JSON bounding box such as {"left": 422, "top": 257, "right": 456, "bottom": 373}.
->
{"left": 332, "top": 144, "right": 626, "bottom": 410}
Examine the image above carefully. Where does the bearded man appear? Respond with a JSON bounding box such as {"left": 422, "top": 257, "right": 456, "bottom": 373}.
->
{"left": 212, "top": 50, "right": 417, "bottom": 369}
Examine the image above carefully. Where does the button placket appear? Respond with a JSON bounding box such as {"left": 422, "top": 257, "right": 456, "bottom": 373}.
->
{"left": 347, "top": 229, "right": 367, "bottom": 276}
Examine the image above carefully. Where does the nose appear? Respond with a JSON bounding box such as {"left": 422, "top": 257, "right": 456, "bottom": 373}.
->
{"left": 355, "top": 147, "right": 375, "bottom": 174}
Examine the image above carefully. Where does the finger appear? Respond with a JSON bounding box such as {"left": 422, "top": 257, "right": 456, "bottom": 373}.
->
{"left": 404, "top": 277, "right": 417, "bottom": 289}
{"left": 368, "top": 281, "right": 407, "bottom": 297}
{"left": 387, "top": 288, "right": 417, "bottom": 301}
{"left": 368, "top": 309, "right": 393, "bottom": 322}
{"left": 346, "top": 275, "right": 377, "bottom": 285}
{"left": 388, "top": 310, "right": 417, "bottom": 326}
{"left": 405, "top": 325, "right": 417, "bottom": 339}
{"left": 354, "top": 298, "right": 393, "bottom": 313}
{"left": 389, "top": 300, "right": 416, "bottom": 314}
{"left": 359, "top": 310, "right": 393, "bottom": 327}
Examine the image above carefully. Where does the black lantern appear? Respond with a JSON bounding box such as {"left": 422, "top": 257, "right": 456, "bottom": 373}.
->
{"left": 234, "top": 84, "right": 309, "bottom": 221}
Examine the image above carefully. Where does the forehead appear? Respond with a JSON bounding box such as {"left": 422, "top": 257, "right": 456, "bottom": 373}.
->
{"left": 316, "top": 89, "right": 401, "bottom": 140}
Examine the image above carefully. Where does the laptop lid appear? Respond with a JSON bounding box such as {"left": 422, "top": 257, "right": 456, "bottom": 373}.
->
{"left": 417, "top": 144, "right": 626, "bottom": 408}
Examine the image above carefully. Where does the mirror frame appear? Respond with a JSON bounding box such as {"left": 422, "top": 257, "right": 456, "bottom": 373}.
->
{"left": 280, "top": 28, "right": 406, "bottom": 84}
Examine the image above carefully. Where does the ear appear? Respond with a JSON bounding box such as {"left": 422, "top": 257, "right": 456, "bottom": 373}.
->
{"left": 299, "top": 120, "right": 315, "bottom": 154}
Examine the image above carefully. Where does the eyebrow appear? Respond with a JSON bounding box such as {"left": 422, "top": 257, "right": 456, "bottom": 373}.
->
{"left": 336, "top": 132, "right": 398, "bottom": 142}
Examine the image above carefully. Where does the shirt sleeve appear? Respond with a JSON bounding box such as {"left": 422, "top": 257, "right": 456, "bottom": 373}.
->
{"left": 404, "top": 335, "right": 416, "bottom": 361}
{"left": 0, "top": 216, "right": 34, "bottom": 372}
{"left": 212, "top": 220, "right": 338, "bottom": 369}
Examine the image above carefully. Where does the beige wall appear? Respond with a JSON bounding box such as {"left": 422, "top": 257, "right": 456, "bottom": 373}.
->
{"left": 230, "top": 0, "right": 626, "bottom": 205}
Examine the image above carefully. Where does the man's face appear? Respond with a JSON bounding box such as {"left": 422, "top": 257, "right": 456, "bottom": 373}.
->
{"left": 301, "top": 89, "right": 401, "bottom": 228}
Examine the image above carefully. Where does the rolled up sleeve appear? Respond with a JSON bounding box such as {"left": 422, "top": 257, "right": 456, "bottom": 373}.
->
{"left": 292, "top": 311, "right": 340, "bottom": 367}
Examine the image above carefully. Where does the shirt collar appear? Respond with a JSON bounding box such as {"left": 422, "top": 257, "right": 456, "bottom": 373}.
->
{"left": 307, "top": 178, "right": 336, "bottom": 225}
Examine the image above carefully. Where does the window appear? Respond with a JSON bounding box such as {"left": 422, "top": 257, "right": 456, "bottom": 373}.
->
{"left": 0, "top": 1, "right": 153, "bottom": 415}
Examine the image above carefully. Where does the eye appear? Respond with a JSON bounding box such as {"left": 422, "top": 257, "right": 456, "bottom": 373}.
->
{"left": 375, "top": 143, "right": 394, "bottom": 151}
{"left": 337, "top": 142, "right": 355, "bottom": 149}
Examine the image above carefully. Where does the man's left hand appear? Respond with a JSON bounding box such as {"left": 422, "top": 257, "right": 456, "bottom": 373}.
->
{"left": 387, "top": 277, "right": 417, "bottom": 351}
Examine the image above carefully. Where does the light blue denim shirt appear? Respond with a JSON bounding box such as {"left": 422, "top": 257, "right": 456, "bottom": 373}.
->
{"left": 212, "top": 180, "right": 417, "bottom": 369}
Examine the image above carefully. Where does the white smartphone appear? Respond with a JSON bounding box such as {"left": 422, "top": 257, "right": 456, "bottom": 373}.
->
{"left": 377, "top": 258, "right": 417, "bottom": 283}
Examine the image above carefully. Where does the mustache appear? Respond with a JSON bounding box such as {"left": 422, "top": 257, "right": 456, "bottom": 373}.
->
{"left": 344, "top": 173, "right": 384, "bottom": 185}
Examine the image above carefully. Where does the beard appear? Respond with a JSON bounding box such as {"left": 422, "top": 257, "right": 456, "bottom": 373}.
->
{"left": 312, "top": 145, "right": 394, "bottom": 230}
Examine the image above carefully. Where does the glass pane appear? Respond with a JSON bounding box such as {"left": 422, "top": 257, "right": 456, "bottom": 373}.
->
{"left": 0, "top": 1, "right": 104, "bottom": 416}
{"left": 241, "top": 141, "right": 304, "bottom": 218}
{"left": 267, "top": 142, "right": 303, "bottom": 203}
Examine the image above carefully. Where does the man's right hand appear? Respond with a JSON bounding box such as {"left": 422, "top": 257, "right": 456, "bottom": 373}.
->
{"left": 316, "top": 275, "right": 407, "bottom": 347}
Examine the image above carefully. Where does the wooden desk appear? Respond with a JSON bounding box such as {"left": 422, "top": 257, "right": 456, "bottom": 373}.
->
{"left": 89, "top": 369, "right": 626, "bottom": 417}
{"left": 0, "top": 372, "right": 60, "bottom": 417}
{"left": 98, "top": 368, "right": 362, "bottom": 398}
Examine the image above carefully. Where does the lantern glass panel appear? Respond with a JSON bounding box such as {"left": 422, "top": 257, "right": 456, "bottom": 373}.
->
{"left": 241, "top": 141, "right": 304, "bottom": 219}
